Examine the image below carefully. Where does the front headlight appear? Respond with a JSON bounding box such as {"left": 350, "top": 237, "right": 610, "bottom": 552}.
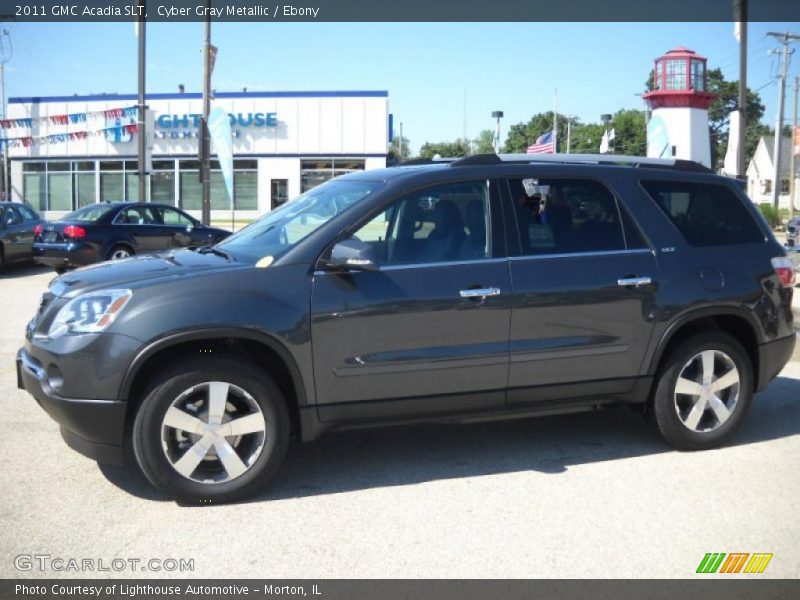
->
{"left": 48, "top": 289, "right": 132, "bottom": 338}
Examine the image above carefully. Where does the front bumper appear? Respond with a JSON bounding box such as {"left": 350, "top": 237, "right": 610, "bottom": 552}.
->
{"left": 17, "top": 347, "right": 126, "bottom": 465}
{"left": 756, "top": 333, "right": 797, "bottom": 392}
{"left": 33, "top": 241, "right": 101, "bottom": 268}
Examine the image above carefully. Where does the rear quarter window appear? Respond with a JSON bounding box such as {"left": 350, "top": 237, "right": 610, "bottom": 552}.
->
{"left": 640, "top": 180, "right": 765, "bottom": 247}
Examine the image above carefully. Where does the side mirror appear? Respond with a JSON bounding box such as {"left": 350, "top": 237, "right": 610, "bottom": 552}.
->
{"left": 326, "top": 238, "right": 378, "bottom": 272}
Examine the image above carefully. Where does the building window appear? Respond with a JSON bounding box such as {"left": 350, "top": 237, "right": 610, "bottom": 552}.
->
{"left": 23, "top": 161, "right": 96, "bottom": 211}
{"left": 74, "top": 161, "right": 96, "bottom": 208}
{"left": 271, "top": 179, "right": 288, "bottom": 209}
{"left": 780, "top": 179, "right": 790, "bottom": 194}
{"left": 691, "top": 59, "right": 705, "bottom": 91}
{"left": 300, "top": 158, "right": 365, "bottom": 193}
{"left": 100, "top": 161, "right": 124, "bottom": 202}
{"left": 22, "top": 163, "right": 46, "bottom": 212}
{"left": 179, "top": 159, "right": 258, "bottom": 211}
{"left": 151, "top": 160, "right": 176, "bottom": 205}
{"left": 665, "top": 59, "right": 687, "bottom": 90}
{"left": 762, "top": 180, "right": 772, "bottom": 195}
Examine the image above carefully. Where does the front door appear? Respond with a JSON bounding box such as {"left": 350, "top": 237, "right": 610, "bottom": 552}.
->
{"left": 310, "top": 180, "right": 512, "bottom": 416}
{"left": 502, "top": 175, "right": 659, "bottom": 403}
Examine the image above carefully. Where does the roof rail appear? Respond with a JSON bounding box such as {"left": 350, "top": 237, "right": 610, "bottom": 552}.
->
{"left": 396, "top": 156, "right": 458, "bottom": 166}
{"left": 448, "top": 153, "right": 712, "bottom": 173}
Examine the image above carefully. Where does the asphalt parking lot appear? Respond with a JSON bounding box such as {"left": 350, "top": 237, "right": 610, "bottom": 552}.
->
{"left": 1, "top": 263, "right": 799, "bottom": 579}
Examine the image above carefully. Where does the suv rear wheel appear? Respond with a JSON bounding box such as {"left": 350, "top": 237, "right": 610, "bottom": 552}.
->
{"left": 132, "top": 356, "right": 290, "bottom": 503}
{"left": 650, "top": 332, "right": 753, "bottom": 450}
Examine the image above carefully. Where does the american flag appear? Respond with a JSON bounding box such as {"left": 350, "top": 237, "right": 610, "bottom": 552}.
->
{"left": 526, "top": 131, "right": 555, "bottom": 154}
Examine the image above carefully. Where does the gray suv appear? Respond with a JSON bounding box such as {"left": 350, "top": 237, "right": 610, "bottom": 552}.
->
{"left": 17, "top": 154, "right": 797, "bottom": 503}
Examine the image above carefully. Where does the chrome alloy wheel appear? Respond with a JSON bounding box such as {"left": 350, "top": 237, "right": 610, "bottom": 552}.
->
{"left": 674, "top": 350, "right": 740, "bottom": 433}
{"left": 161, "top": 381, "right": 267, "bottom": 483}
{"left": 110, "top": 248, "right": 131, "bottom": 260}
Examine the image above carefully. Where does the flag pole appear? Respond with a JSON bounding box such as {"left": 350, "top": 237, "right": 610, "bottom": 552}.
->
{"left": 553, "top": 88, "right": 558, "bottom": 154}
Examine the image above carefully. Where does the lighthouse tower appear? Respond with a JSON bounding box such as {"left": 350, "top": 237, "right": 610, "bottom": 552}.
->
{"left": 643, "top": 47, "right": 716, "bottom": 168}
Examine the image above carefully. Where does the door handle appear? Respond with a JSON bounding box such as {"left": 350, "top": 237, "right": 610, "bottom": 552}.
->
{"left": 617, "top": 276, "right": 652, "bottom": 287}
{"left": 459, "top": 287, "right": 501, "bottom": 299}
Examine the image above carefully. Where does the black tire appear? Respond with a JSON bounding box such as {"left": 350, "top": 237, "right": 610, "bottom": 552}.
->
{"left": 54, "top": 267, "right": 67, "bottom": 275}
{"left": 132, "top": 356, "right": 290, "bottom": 504}
{"left": 649, "top": 332, "right": 754, "bottom": 450}
{"left": 107, "top": 244, "right": 134, "bottom": 261}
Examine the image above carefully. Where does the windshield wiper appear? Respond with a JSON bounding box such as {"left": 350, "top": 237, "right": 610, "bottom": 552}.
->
{"left": 196, "top": 245, "right": 235, "bottom": 261}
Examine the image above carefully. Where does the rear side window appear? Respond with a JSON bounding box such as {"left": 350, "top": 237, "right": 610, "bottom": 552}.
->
{"left": 641, "top": 181, "right": 764, "bottom": 247}
{"left": 506, "top": 178, "right": 636, "bottom": 255}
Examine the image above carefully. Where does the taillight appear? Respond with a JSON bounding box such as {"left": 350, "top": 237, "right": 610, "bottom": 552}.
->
{"left": 771, "top": 257, "right": 796, "bottom": 288}
{"left": 33, "top": 224, "right": 42, "bottom": 236}
{"left": 63, "top": 225, "right": 86, "bottom": 239}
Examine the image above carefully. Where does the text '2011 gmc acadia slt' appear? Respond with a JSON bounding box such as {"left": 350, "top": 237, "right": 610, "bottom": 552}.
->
{"left": 17, "top": 154, "right": 796, "bottom": 503}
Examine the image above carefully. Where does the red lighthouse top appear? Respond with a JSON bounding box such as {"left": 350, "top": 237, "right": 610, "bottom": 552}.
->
{"left": 643, "top": 47, "right": 716, "bottom": 110}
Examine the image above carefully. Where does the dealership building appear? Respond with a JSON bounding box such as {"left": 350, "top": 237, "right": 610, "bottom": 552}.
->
{"left": 5, "top": 90, "right": 389, "bottom": 218}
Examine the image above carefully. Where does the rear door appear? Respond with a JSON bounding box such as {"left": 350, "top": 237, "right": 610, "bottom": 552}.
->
{"left": 502, "top": 175, "right": 659, "bottom": 403}
{"left": 310, "top": 179, "right": 512, "bottom": 416}
{"left": 114, "top": 205, "right": 168, "bottom": 253}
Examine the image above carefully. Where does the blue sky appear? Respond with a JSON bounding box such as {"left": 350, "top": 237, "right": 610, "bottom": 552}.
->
{"left": 5, "top": 21, "right": 800, "bottom": 152}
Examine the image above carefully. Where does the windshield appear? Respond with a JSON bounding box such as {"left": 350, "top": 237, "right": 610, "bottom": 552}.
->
{"left": 61, "top": 204, "right": 115, "bottom": 223}
{"left": 217, "top": 179, "right": 383, "bottom": 263}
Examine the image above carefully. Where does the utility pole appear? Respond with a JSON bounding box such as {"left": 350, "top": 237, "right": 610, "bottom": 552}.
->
{"left": 790, "top": 76, "right": 799, "bottom": 218}
{"left": 200, "top": 0, "right": 212, "bottom": 226}
{"left": 0, "top": 29, "right": 11, "bottom": 200}
{"left": 136, "top": 0, "right": 146, "bottom": 203}
{"left": 767, "top": 31, "right": 799, "bottom": 213}
{"left": 734, "top": 0, "right": 747, "bottom": 178}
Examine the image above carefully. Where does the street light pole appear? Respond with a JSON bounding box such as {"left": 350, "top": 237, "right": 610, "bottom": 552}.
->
{"left": 136, "top": 0, "right": 146, "bottom": 203}
{"left": 491, "top": 111, "right": 503, "bottom": 153}
{"left": 200, "top": 0, "right": 212, "bottom": 226}
{"left": 790, "top": 76, "right": 799, "bottom": 219}
{"left": 734, "top": 0, "right": 747, "bottom": 178}
{"left": 0, "top": 29, "right": 11, "bottom": 200}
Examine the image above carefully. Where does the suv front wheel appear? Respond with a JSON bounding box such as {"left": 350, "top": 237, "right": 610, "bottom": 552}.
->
{"left": 650, "top": 332, "right": 754, "bottom": 450}
{"left": 132, "top": 356, "right": 290, "bottom": 503}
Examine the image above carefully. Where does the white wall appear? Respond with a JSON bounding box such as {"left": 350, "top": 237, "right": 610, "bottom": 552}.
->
{"left": 649, "top": 106, "right": 712, "bottom": 168}
{"left": 7, "top": 94, "right": 389, "bottom": 159}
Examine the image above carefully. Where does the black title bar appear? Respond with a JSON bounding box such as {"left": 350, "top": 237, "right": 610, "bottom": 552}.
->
{"left": 3, "top": 0, "right": 800, "bottom": 22}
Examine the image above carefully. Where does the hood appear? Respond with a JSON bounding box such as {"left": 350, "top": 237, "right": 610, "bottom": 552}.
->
{"left": 50, "top": 249, "right": 247, "bottom": 298}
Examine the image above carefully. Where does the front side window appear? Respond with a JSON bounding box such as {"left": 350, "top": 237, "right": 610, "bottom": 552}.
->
{"left": 4, "top": 207, "right": 22, "bottom": 226}
{"left": 217, "top": 178, "right": 382, "bottom": 263}
{"left": 641, "top": 180, "right": 764, "bottom": 247}
{"left": 350, "top": 181, "right": 490, "bottom": 266}
{"left": 507, "top": 178, "right": 629, "bottom": 255}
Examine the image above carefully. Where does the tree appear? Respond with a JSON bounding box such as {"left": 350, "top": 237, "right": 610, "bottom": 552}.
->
{"left": 503, "top": 112, "right": 568, "bottom": 153}
{"left": 418, "top": 138, "right": 471, "bottom": 159}
{"left": 387, "top": 135, "right": 412, "bottom": 163}
{"left": 473, "top": 129, "right": 496, "bottom": 154}
{"left": 610, "top": 109, "right": 647, "bottom": 156}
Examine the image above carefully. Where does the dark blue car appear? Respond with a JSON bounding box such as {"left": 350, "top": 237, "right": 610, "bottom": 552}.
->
{"left": 33, "top": 202, "right": 231, "bottom": 273}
